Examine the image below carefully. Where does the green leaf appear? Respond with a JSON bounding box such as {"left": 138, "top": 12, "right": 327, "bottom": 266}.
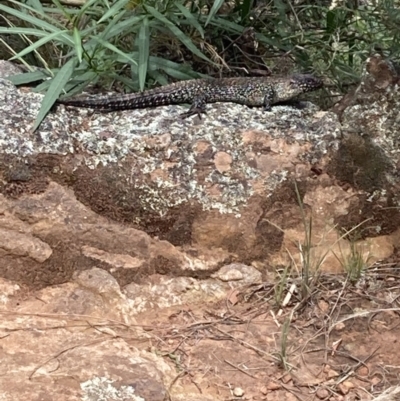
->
{"left": 90, "top": 36, "right": 138, "bottom": 66}
{"left": 205, "top": 0, "right": 225, "bottom": 27}
{"left": 98, "top": 0, "right": 131, "bottom": 23}
{"left": 101, "top": 15, "right": 144, "bottom": 41}
{"left": 9, "top": 30, "right": 71, "bottom": 61}
{"left": 78, "top": 0, "right": 102, "bottom": 17}
{"left": 0, "top": 27, "right": 52, "bottom": 37}
{"left": 240, "top": 0, "right": 253, "bottom": 20}
{"left": 0, "top": 2, "right": 63, "bottom": 32}
{"left": 208, "top": 17, "right": 244, "bottom": 34}
{"left": 33, "top": 58, "right": 77, "bottom": 132}
{"left": 148, "top": 56, "right": 205, "bottom": 78}
{"left": 326, "top": 10, "right": 337, "bottom": 34}
{"left": 63, "top": 75, "right": 98, "bottom": 96}
{"left": 120, "top": 54, "right": 204, "bottom": 79}
{"left": 256, "top": 32, "right": 285, "bottom": 48}
{"left": 157, "top": 66, "right": 200, "bottom": 81}
{"left": 72, "top": 27, "right": 83, "bottom": 63}
{"left": 145, "top": 5, "right": 212, "bottom": 63}
{"left": 148, "top": 70, "right": 169, "bottom": 86}
{"left": 109, "top": 74, "right": 137, "bottom": 90}
{"left": 274, "top": 0, "right": 288, "bottom": 20}
{"left": 50, "top": 0, "right": 73, "bottom": 23}
{"left": 175, "top": 3, "right": 204, "bottom": 38}
{"left": 26, "top": 0, "right": 44, "bottom": 13}
{"left": 7, "top": 70, "right": 49, "bottom": 86}
{"left": 138, "top": 17, "right": 150, "bottom": 91}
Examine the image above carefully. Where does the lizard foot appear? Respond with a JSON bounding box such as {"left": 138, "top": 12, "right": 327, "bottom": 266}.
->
{"left": 180, "top": 106, "right": 207, "bottom": 120}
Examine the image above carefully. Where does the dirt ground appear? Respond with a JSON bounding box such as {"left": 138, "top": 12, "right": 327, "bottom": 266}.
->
{"left": 134, "top": 266, "right": 400, "bottom": 401}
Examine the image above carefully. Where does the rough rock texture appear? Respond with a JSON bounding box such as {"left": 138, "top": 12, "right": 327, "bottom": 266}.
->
{"left": 0, "top": 182, "right": 230, "bottom": 288}
{"left": 1, "top": 56, "right": 400, "bottom": 281}
{"left": 0, "top": 263, "right": 263, "bottom": 400}
{"left": 0, "top": 271, "right": 173, "bottom": 401}
{"left": 329, "top": 54, "right": 400, "bottom": 237}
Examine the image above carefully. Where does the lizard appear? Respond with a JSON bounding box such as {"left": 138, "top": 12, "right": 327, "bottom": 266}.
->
{"left": 56, "top": 74, "right": 323, "bottom": 118}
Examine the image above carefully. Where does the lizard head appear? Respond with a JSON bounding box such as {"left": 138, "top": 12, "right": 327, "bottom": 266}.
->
{"left": 270, "top": 74, "right": 323, "bottom": 104}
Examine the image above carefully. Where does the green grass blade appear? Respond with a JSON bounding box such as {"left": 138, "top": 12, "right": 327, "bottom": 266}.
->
{"left": 102, "top": 15, "right": 144, "bottom": 40}
{"left": 158, "top": 66, "right": 199, "bottom": 80}
{"left": 205, "top": 0, "right": 225, "bottom": 26}
{"left": 148, "top": 70, "right": 169, "bottom": 86}
{"left": 0, "top": 3, "right": 63, "bottom": 32}
{"left": 90, "top": 36, "right": 138, "bottom": 66}
{"left": 32, "top": 58, "right": 77, "bottom": 132}
{"left": 208, "top": 17, "right": 244, "bottom": 33}
{"left": 50, "top": 0, "right": 70, "bottom": 21}
{"left": 145, "top": 5, "right": 212, "bottom": 63}
{"left": 9, "top": 30, "right": 70, "bottom": 61}
{"left": 27, "top": 0, "right": 44, "bottom": 12}
{"left": 0, "top": 27, "right": 52, "bottom": 37}
{"left": 7, "top": 70, "right": 50, "bottom": 86}
{"left": 99, "top": 8, "right": 127, "bottom": 40}
{"left": 138, "top": 17, "right": 150, "bottom": 91}
{"left": 175, "top": 3, "right": 204, "bottom": 38}
{"left": 98, "top": 0, "right": 131, "bottom": 23}
{"left": 240, "top": 0, "right": 253, "bottom": 20}
{"left": 72, "top": 27, "right": 83, "bottom": 63}
{"left": 78, "top": 0, "right": 103, "bottom": 17}
{"left": 63, "top": 74, "right": 99, "bottom": 96}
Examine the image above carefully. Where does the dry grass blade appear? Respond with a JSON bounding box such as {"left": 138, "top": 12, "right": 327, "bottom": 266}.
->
{"left": 369, "top": 386, "right": 400, "bottom": 401}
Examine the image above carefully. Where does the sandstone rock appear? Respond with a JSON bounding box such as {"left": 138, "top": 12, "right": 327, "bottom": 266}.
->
{"left": 0, "top": 61, "right": 343, "bottom": 272}
{"left": 0, "top": 183, "right": 225, "bottom": 289}
{"left": 1, "top": 56, "right": 399, "bottom": 280}
{"left": 212, "top": 263, "right": 262, "bottom": 284}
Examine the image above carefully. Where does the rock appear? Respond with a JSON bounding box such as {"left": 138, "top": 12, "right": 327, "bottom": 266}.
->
{"left": 0, "top": 227, "right": 52, "bottom": 262}
{"left": 326, "top": 369, "right": 339, "bottom": 379}
{"left": 0, "top": 183, "right": 226, "bottom": 289}
{"left": 316, "top": 388, "right": 330, "bottom": 399}
{"left": 342, "top": 381, "right": 355, "bottom": 390}
{"left": 338, "top": 383, "right": 350, "bottom": 395}
{"left": 233, "top": 387, "right": 245, "bottom": 397}
{"left": 1, "top": 56, "right": 398, "bottom": 277}
{"left": 123, "top": 275, "right": 229, "bottom": 312}
{"left": 0, "top": 55, "right": 400, "bottom": 401}
{"left": 329, "top": 54, "right": 400, "bottom": 238}
{"left": 212, "top": 263, "right": 262, "bottom": 284}
{"left": 0, "top": 60, "right": 341, "bottom": 270}
{"left": 266, "top": 381, "right": 281, "bottom": 391}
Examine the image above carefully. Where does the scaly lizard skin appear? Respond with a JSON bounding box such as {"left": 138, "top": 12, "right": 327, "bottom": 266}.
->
{"left": 57, "top": 74, "right": 323, "bottom": 118}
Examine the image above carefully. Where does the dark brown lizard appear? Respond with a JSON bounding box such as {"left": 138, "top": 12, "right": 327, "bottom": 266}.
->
{"left": 57, "top": 74, "right": 323, "bottom": 118}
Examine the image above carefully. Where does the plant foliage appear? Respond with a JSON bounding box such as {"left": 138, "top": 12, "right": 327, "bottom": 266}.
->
{"left": 1, "top": 0, "right": 400, "bottom": 129}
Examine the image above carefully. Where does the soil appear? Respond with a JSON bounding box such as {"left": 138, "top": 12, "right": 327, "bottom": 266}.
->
{"left": 133, "top": 267, "right": 400, "bottom": 401}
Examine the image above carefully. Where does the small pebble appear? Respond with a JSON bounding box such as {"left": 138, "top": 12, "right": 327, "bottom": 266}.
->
{"left": 316, "top": 388, "right": 329, "bottom": 399}
{"left": 337, "top": 384, "right": 349, "bottom": 395}
{"left": 266, "top": 381, "right": 281, "bottom": 391}
{"left": 233, "top": 387, "right": 244, "bottom": 397}
{"left": 326, "top": 369, "right": 339, "bottom": 379}
{"left": 333, "top": 322, "right": 345, "bottom": 331}
{"left": 342, "top": 381, "right": 355, "bottom": 389}
{"left": 357, "top": 367, "right": 368, "bottom": 376}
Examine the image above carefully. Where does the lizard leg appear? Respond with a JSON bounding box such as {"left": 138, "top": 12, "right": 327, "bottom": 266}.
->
{"left": 180, "top": 95, "right": 207, "bottom": 119}
{"left": 262, "top": 92, "right": 274, "bottom": 111}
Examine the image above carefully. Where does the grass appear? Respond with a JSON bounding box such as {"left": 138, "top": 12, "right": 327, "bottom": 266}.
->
{"left": 334, "top": 232, "right": 371, "bottom": 284}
